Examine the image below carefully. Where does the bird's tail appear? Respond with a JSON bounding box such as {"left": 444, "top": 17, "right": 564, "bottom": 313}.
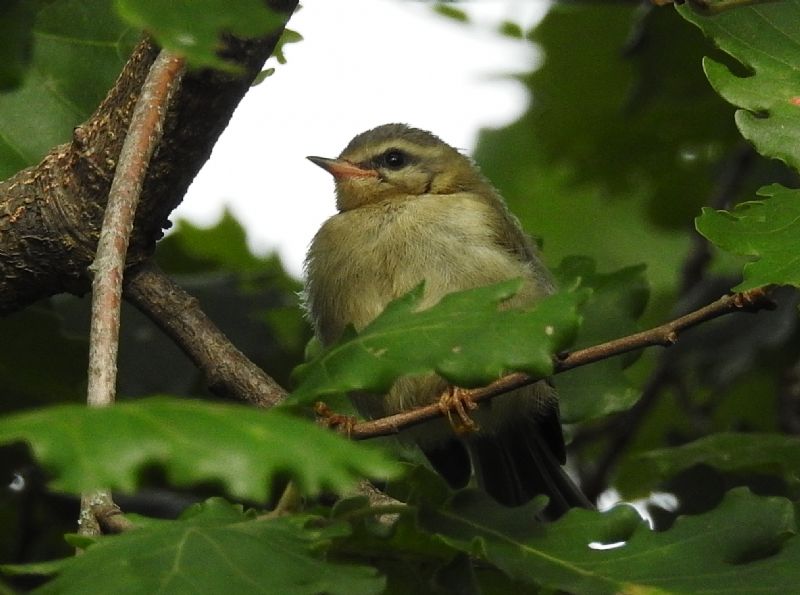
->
{"left": 470, "top": 417, "right": 593, "bottom": 518}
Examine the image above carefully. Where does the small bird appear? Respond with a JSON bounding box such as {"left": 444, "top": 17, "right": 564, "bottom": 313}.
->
{"left": 303, "top": 123, "right": 590, "bottom": 516}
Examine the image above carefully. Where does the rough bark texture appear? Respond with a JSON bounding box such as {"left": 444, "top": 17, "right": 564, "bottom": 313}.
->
{"left": 0, "top": 0, "right": 298, "bottom": 314}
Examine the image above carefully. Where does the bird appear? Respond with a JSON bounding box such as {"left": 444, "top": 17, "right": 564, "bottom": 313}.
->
{"left": 303, "top": 123, "right": 591, "bottom": 516}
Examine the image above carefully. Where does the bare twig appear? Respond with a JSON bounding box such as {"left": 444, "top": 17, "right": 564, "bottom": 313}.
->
{"left": 124, "top": 261, "right": 287, "bottom": 408}
{"left": 347, "top": 287, "right": 774, "bottom": 440}
{"left": 80, "top": 51, "right": 184, "bottom": 537}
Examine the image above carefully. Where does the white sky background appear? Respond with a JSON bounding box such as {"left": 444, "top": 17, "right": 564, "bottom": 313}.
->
{"left": 177, "top": 0, "right": 549, "bottom": 277}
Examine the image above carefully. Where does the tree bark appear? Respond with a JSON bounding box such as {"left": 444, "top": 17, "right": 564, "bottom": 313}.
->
{"left": 0, "top": 0, "right": 298, "bottom": 315}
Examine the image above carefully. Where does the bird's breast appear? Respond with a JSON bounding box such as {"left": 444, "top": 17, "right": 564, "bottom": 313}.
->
{"left": 305, "top": 193, "right": 539, "bottom": 345}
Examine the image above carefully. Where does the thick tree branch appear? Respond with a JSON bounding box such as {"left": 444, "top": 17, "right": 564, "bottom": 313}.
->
{"left": 0, "top": 0, "right": 298, "bottom": 315}
{"left": 124, "top": 262, "right": 287, "bottom": 408}
{"left": 347, "top": 287, "right": 775, "bottom": 440}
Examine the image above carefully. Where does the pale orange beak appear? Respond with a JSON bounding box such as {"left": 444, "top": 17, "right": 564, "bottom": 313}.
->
{"left": 307, "top": 156, "right": 378, "bottom": 179}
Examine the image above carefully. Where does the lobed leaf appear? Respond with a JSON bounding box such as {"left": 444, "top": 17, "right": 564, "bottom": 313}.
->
{"left": 4, "top": 499, "right": 383, "bottom": 595}
{"left": 680, "top": 1, "right": 800, "bottom": 171}
{"left": 696, "top": 184, "right": 800, "bottom": 289}
{"left": 423, "top": 487, "right": 799, "bottom": 594}
{"left": 617, "top": 432, "right": 800, "bottom": 497}
{"left": 0, "top": 0, "right": 137, "bottom": 178}
{"left": 289, "top": 281, "right": 588, "bottom": 406}
{"left": 114, "top": 0, "right": 285, "bottom": 70}
{"left": 553, "top": 257, "right": 649, "bottom": 423}
{"left": 0, "top": 397, "right": 400, "bottom": 501}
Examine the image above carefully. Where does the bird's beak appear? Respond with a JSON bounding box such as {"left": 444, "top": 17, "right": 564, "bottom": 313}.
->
{"left": 307, "top": 156, "right": 378, "bottom": 180}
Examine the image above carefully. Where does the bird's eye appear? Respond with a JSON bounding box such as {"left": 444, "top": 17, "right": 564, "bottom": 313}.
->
{"left": 380, "top": 149, "right": 408, "bottom": 170}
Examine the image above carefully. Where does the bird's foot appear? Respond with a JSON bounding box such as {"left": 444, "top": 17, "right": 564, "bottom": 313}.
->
{"left": 438, "top": 386, "right": 479, "bottom": 435}
{"left": 315, "top": 401, "right": 357, "bottom": 436}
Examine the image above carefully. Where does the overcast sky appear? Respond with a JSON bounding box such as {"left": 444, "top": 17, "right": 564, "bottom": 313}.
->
{"left": 177, "top": 0, "right": 548, "bottom": 277}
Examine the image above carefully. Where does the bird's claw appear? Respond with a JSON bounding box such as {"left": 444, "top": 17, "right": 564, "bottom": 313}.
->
{"left": 315, "top": 401, "right": 357, "bottom": 436}
{"left": 438, "top": 386, "right": 478, "bottom": 435}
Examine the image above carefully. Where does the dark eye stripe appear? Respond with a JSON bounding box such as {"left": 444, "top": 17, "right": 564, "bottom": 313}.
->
{"left": 366, "top": 148, "right": 416, "bottom": 171}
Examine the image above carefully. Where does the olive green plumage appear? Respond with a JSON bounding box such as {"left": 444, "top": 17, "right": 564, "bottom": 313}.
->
{"left": 304, "top": 123, "right": 590, "bottom": 515}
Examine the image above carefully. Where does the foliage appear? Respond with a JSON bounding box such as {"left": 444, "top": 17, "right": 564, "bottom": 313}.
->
{"left": 2, "top": 1, "right": 800, "bottom": 594}
{"left": 0, "top": 0, "right": 137, "bottom": 179}
{"left": 4, "top": 499, "right": 385, "bottom": 595}
{"left": 114, "top": 0, "right": 285, "bottom": 71}
{"left": 698, "top": 184, "right": 800, "bottom": 289}
{"left": 0, "top": 397, "right": 400, "bottom": 501}
{"left": 290, "top": 281, "right": 587, "bottom": 405}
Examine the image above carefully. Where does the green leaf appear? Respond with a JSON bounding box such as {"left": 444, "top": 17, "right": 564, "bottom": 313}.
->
{"left": 0, "top": 397, "right": 400, "bottom": 501}
{"left": 617, "top": 432, "right": 800, "bottom": 497}
{"left": 6, "top": 499, "right": 384, "bottom": 595}
{"left": 696, "top": 184, "right": 800, "bottom": 289}
{"left": 273, "top": 28, "right": 303, "bottom": 65}
{"left": 0, "top": 303, "right": 87, "bottom": 410}
{"left": 424, "top": 487, "right": 799, "bottom": 594}
{"left": 498, "top": 21, "right": 524, "bottom": 39}
{"left": 433, "top": 4, "right": 469, "bottom": 23}
{"left": 114, "top": 0, "right": 284, "bottom": 70}
{"left": 0, "top": 0, "right": 37, "bottom": 91}
{"left": 157, "top": 210, "right": 270, "bottom": 274}
{"left": 289, "top": 281, "right": 588, "bottom": 405}
{"left": 686, "top": 0, "right": 785, "bottom": 15}
{"left": 477, "top": 6, "right": 741, "bottom": 230}
{"left": 680, "top": 1, "right": 800, "bottom": 171}
{"left": 0, "top": 0, "right": 137, "bottom": 179}
{"left": 552, "top": 257, "right": 649, "bottom": 423}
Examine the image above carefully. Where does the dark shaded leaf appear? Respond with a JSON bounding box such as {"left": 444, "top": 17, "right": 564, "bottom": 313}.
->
{"left": 0, "top": 0, "right": 136, "bottom": 178}
{"left": 425, "top": 488, "right": 799, "bottom": 594}
{"left": 5, "top": 499, "right": 384, "bottom": 595}
{"left": 553, "top": 257, "right": 649, "bottom": 423}
{"left": 617, "top": 432, "right": 800, "bottom": 497}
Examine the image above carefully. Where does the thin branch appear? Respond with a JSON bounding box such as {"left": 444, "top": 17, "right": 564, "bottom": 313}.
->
{"left": 347, "top": 287, "right": 775, "bottom": 440}
{"left": 80, "top": 51, "right": 184, "bottom": 537}
{"left": 124, "top": 261, "right": 287, "bottom": 408}
{"left": 86, "top": 51, "right": 184, "bottom": 409}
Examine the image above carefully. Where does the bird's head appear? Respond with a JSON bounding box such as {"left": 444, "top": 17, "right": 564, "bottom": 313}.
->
{"left": 308, "top": 123, "right": 487, "bottom": 211}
